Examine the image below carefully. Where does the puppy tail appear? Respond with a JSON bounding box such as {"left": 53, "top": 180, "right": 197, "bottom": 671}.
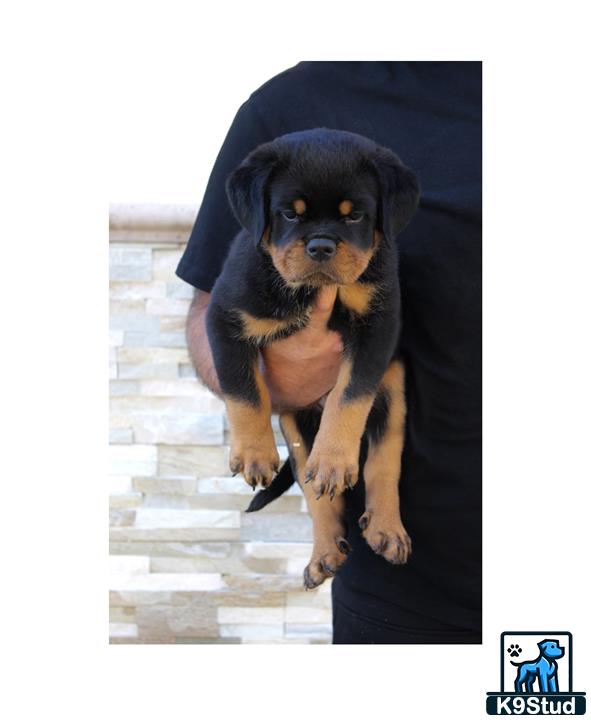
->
{"left": 245, "top": 461, "right": 296, "bottom": 512}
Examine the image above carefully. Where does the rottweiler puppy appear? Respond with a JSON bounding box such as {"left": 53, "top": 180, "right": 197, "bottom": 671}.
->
{"left": 206, "top": 128, "right": 419, "bottom": 589}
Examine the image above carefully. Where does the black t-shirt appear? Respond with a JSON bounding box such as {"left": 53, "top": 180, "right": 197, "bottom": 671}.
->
{"left": 177, "top": 61, "right": 482, "bottom": 631}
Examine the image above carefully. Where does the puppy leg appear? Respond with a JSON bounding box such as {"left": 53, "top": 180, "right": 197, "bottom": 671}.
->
{"left": 207, "top": 304, "right": 279, "bottom": 489}
{"left": 304, "top": 357, "right": 376, "bottom": 498}
{"left": 280, "top": 411, "right": 350, "bottom": 589}
{"left": 359, "top": 360, "right": 411, "bottom": 564}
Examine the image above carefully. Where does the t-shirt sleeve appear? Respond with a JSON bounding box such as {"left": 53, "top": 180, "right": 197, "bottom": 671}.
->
{"left": 176, "top": 96, "right": 276, "bottom": 291}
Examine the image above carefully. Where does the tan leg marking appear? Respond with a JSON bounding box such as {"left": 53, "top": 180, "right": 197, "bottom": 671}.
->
{"left": 226, "top": 364, "right": 279, "bottom": 489}
{"left": 338, "top": 282, "right": 376, "bottom": 316}
{"left": 305, "top": 358, "right": 375, "bottom": 498}
{"left": 359, "top": 359, "right": 411, "bottom": 564}
{"left": 280, "top": 413, "right": 350, "bottom": 589}
{"left": 238, "top": 310, "right": 307, "bottom": 344}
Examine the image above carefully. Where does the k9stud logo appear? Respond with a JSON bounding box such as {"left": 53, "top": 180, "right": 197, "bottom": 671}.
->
{"left": 486, "top": 632, "right": 586, "bottom": 715}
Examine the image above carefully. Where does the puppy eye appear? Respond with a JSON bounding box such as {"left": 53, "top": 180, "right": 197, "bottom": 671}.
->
{"left": 345, "top": 211, "right": 365, "bottom": 224}
{"left": 281, "top": 210, "right": 299, "bottom": 222}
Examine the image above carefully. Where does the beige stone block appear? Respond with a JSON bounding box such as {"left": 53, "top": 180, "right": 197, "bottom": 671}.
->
{"left": 218, "top": 606, "right": 284, "bottom": 624}
{"left": 110, "top": 315, "right": 160, "bottom": 336}
{"left": 160, "top": 316, "right": 186, "bottom": 333}
{"left": 166, "top": 281, "right": 194, "bottom": 299}
{"left": 109, "top": 606, "right": 136, "bottom": 623}
{"left": 178, "top": 363, "right": 196, "bottom": 378}
{"left": 132, "top": 477, "right": 196, "bottom": 495}
{"left": 117, "top": 347, "right": 189, "bottom": 364}
{"left": 146, "top": 298, "right": 191, "bottom": 317}
{"left": 110, "top": 572, "right": 225, "bottom": 594}
{"left": 224, "top": 574, "right": 303, "bottom": 593}
{"left": 109, "top": 492, "right": 142, "bottom": 509}
{"left": 208, "top": 590, "right": 286, "bottom": 608}
{"left": 240, "top": 513, "right": 312, "bottom": 542}
{"left": 187, "top": 494, "right": 301, "bottom": 514}
{"left": 134, "top": 508, "right": 239, "bottom": 530}
{"left": 196, "top": 476, "right": 256, "bottom": 495}
{"left": 158, "top": 445, "right": 227, "bottom": 478}
{"left": 117, "top": 363, "right": 179, "bottom": 380}
{"left": 152, "top": 249, "right": 184, "bottom": 281}
{"left": 284, "top": 606, "right": 331, "bottom": 624}
{"left": 114, "top": 527, "right": 242, "bottom": 543}
{"left": 286, "top": 589, "right": 333, "bottom": 610}
{"left": 135, "top": 602, "right": 218, "bottom": 640}
{"left": 110, "top": 396, "right": 223, "bottom": 445}
{"left": 110, "top": 380, "right": 141, "bottom": 396}
{"left": 244, "top": 542, "right": 314, "bottom": 560}
{"left": 219, "top": 624, "right": 283, "bottom": 641}
{"left": 109, "top": 281, "right": 167, "bottom": 300}
{"left": 109, "top": 622, "right": 138, "bottom": 640}
{"left": 110, "top": 299, "right": 146, "bottom": 315}
{"left": 110, "top": 509, "right": 136, "bottom": 527}
{"left": 109, "top": 427, "right": 134, "bottom": 444}
{"left": 284, "top": 624, "right": 332, "bottom": 640}
{"left": 141, "top": 495, "right": 191, "bottom": 510}
{"left": 138, "top": 381, "right": 223, "bottom": 411}
{"left": 109, "top": 555, "right": 150, "bottom": 575}
{"left": 241, "top": 637, "right": 311, "bottom": 644}
{"left": 286, "top": 556, "right": 310, "bottom": 575}
{"left": 110, "top": 541, "right": 232, "bottom": 559}
{"left": 109, "top": 444, "right": 157, "bottom": 476}
{"left": 110, "top": 247, "right": 152, "bottom": 281}
{"left": 149, "top": 555, "right": 282, "bottom": 575}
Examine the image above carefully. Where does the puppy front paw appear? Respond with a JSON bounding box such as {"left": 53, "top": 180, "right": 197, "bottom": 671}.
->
{"left": 304, "top": 446, "right": 359, "bottom": 499}
{"left": 230, "top": 438, "right": 280, "bottom": 490}
{"left": 359, "top": 510, "right": 412, "bottom": 564}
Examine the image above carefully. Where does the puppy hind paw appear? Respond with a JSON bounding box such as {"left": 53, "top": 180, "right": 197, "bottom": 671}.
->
{"left": 359, "top": 511, "right": 412, "bottom": 565}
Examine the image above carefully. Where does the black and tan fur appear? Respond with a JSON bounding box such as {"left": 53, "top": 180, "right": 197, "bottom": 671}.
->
{"left": 206, "top": 128, "right": 419, "bottom": 588}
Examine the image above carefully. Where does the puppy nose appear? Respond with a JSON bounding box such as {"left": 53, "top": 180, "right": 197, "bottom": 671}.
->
{"left": 305, "top": 237, "right": 336, "bottom": 261}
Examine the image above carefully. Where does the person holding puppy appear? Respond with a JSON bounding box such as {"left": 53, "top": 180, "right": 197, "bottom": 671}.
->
{"left": 177, "top": 61, "right": 482, "bottom": 644}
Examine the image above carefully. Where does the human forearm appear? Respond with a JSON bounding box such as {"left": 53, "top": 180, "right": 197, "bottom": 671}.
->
{"left": 185, "top": 290, "right": 221, "bottom": 395}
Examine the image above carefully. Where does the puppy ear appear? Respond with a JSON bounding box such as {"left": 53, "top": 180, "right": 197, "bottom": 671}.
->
{"left": 372, "top": 146, "right": 420, "bottom": 244}
{"left": 226, "top": 142, "right": 278, "bottom": 247}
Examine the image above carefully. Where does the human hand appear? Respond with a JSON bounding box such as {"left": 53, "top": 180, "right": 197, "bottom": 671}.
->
{"left": 260, "top": 286, "right": 343, "bottom": 410}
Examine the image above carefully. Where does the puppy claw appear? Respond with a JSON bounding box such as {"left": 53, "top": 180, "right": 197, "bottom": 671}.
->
{"left": 336, "top": 537, "right": 351, "bottom": 555}
{"left": 358, "top": 512, "right": 370, "bottom": 531}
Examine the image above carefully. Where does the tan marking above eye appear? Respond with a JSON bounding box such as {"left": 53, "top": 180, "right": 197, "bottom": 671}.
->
{"left": 293, "top": 198, "right": 306, "bottom": 215}
{"left": 339, "top": 200, "right": 353, "bottom": 216}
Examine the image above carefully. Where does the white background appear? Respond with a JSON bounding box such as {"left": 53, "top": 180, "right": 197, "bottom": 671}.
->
{"left": 2, "top": 1, "right": 590, "bottom": 719}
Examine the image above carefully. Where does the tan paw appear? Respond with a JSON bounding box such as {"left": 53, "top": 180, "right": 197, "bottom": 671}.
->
{"left": 303, "top": 536, "right": 351, "bottom": 590}
{"left": 304, "top": 447, "right": 359, "bottom": 500}
{"left": 358, "top": 510, "right": 412, "bottom": 564}
{"left": 229, "top": 439, "right": 280, "bottom": 490}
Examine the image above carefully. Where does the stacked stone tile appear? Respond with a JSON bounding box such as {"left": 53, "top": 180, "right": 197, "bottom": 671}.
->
{"left": 109, "top": 205, "right": 332, "bottom": 643}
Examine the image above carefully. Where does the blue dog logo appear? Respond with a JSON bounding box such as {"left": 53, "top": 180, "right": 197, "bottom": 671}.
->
{"left": 486, "top": 631, "right": 587, "bottom": 715}
{"left": 511, "top": 639, "right": 564, "bottom": 694}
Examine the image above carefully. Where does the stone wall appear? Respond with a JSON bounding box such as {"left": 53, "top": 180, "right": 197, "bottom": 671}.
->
{"left": 109, "top": 204, "right": 332, "bottom": 644}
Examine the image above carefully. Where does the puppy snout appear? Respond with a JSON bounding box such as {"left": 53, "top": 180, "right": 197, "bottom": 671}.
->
{"left": 305, "top": 237, "right": 337, "bottom": 261}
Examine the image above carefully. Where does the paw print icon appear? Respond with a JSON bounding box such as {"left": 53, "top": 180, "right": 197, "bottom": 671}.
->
{"left": 507, "top": 643, "right": 522, "bottom": 658}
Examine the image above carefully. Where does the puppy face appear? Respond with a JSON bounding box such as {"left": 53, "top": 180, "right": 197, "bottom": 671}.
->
{"left": 226, "top": 129, "right": 419, "bottom": 288}
{"left": 264, "top": 167, "right": 380, "bottom": 286}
